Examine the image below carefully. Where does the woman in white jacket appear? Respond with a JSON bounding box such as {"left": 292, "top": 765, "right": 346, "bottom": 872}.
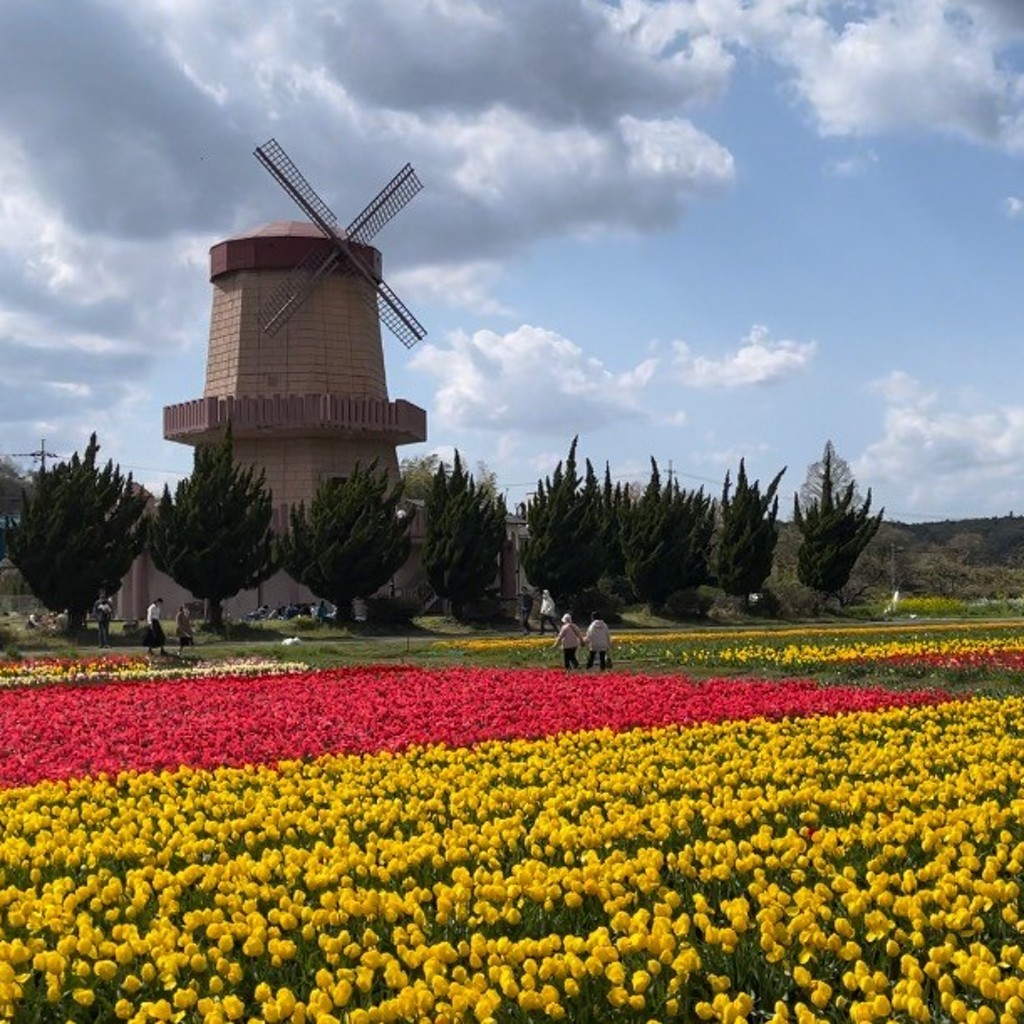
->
{"left": 538, "top": 589, "right": 558, "bottom": 634}
{"left": 584, "top": 613, "right": 612, "bottom": 670}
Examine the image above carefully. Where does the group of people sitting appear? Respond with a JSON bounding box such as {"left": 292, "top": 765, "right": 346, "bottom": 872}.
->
{"left": 245, "top": 600, "right": 335, "bottom": 622}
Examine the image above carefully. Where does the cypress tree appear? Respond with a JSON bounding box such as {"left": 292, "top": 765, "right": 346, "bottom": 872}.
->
{"left": 793, "top": 447, "right": 883, "bottom": 600}
{"left": 599, "top": 462, "right": 627, "bottom": 579}
{"left": 622, "top": 459, "right": 714, "bottom": 612}
{"left": 520, "top": 437, "right": 603, "bottom": 607}
{"left": 422, "top": 451, "right": 507, "bottom": 619}
{"left": 8, "top": 433, "right": 147, "bottom": 629}
{"left": 716, "top": 460, "right": 786, "bottom": 606}
{"left": 148, "top": 429, "right": 276, "bottom": 630}
{"left": 277, "top": 460, "right": 410, "bottom": 620}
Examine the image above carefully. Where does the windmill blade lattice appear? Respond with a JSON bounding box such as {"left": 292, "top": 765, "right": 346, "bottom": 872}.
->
{"left": 376, "top": 279, "right": 427, "bottom": 349}
{"left": 258, "top": 246, "right": 341, "bottom": 336}
{"left": 346, "top": 163, "right": 422, "bottom": 245}
{"left": 254, "top": 139, "right": 339, "bottom": 235}
{"left": 253, "top": 138, "right": 426, "bottom": 346}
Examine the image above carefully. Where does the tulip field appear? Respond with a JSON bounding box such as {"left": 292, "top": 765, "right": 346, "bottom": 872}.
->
{"left": 1, "top": 628, "right": 1023, "bottom": 1023}
{"left": 438, "top": 620, "right": 1024, "bottom": 681}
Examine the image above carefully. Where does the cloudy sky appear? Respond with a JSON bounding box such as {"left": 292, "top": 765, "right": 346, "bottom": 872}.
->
{"left": 2, "top": 0, "right": 1023, "bottom": 521}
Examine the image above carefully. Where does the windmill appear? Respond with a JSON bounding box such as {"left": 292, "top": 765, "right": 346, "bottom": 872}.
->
{"left": 253, "top": 138, "right": 427, "bottom": 347}
{"left": 164, "top": 140, "right": 429, "bottom": 572}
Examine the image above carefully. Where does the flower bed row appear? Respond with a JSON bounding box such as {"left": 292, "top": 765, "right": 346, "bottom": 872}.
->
{"left": 0, "top": 695, "right": 1021, "bottom": 1023}
{"left": 0, "top": 666, "right": 946, "bottom": 788}
{"left": 0, "top": 655, "right": 307, "bottom": 690}
{"left": 438, "top": 621, "right": 1024, "bottom": 676}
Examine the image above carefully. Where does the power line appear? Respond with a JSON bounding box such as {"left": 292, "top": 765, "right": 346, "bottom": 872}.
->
{"left": 0, "top": 439, "right": 61, "bottom": 472}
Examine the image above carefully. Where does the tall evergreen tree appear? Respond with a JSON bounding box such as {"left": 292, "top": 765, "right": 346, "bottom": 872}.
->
{"left": 716, "top": 460, "right": 786, "bottom": 605}
{"left": 599, "top": 462, "right": 627, "bottom": 579}
{"left": 422, "top": 451, "right": 507, "bottom": 619}
{"left": 793, "top": 446, "right": 883, "bottom": 600}
{"left": 148, "top": 430, "right": 277, "bottom": 630}
{"left": 278, "top": 461, "right": 410, "bottom": 620}
{"left": 622, "top": 459, "right": 715, "bottom": 611}
{"left": 7, "top": 433, "right": 147, "bottom": 628}
{"left": 520, "top": 437, "right": 603, "bottom": 605}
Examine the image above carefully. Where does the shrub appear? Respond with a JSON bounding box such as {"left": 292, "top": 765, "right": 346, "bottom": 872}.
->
{"left": 597, "top": 574, "right": 637, "bottom": 607}
{"left": 663, "top": 588, "right": 714, "bottom": 620}
{"left": 365, "top": 595, "right": 421, "bottom": 625}
{"left": 569, "top": 586, "right": 624, "bottom": 625}
{"left": 454, "top": 594, "right": 506, "bottom": 624}
{"left": 765, "top": 581, "right": 824, "bottom": 620}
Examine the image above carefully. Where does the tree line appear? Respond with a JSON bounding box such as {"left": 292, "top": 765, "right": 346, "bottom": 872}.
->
{"left": 5, "top": 432, "right": 881, "bottom": 627}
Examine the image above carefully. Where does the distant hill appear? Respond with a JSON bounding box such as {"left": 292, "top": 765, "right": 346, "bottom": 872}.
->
{"left": 770, "top": 513, "right": 1024, "bottom": 603}
{"left": 889, "top": 515, "right": 1024, "bottom": 567}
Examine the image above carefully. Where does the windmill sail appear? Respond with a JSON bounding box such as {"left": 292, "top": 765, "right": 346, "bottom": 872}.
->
{"left": 253, "top": 138, "right": 426, "bottom": 345}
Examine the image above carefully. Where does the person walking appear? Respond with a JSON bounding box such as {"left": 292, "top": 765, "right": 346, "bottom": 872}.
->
{"left": 539, "top": 589, "right": 558, "bottom": 634}
{"left": 585, "top": 612, "right": 612, "bottom": 670}
{"left": 175, "top": 604, "right": 194, "bottom": 650}
{"left": 553, "top": 612, "right": 585, "bottom": 670}
{"left": 518, "top": 589, "right": 534, "bottom": 633}
{"left": 94, "top": 591, "right": 113, "bottom": 649}
{"left": 145, "top": 597, "right": 166, "bottom": 656}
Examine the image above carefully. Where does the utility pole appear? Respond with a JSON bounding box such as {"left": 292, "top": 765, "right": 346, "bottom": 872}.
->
{"left": 6, "top": 439, "right": 59, "bottom": 472}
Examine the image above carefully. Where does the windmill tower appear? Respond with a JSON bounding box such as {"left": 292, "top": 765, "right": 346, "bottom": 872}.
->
{"left": 163, "top": 139, "right": 428, "bottom": 530}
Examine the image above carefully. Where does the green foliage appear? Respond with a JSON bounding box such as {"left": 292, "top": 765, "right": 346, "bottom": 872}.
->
{"left": 365, "top": 595, "right": 421, "bottom": 625}
{"left": 7, "top": 433, "right": 147, "bottom": 628}
{"left": 622, "top": 459, "right": 715, "bottom": 612}
{"left": 599, "top": 463, "right": 627, "bottom": 579}
{"left": 0, "top": 457, "right": 33, "bottom": 518}
{"left": 662, "top": 587, "right": 716, "bottom": 620}
{"left": 422, "top": 451, "right": 507, "bottom": 620}
{"left": 148, "top": 430, "right": 277, "bottom": 630}
{"left": 568, "top": 584, "right": 624, "bottom": 625}
{"left": 716, "top": 460, "right": 786, "bottom": 603}
{"left": 520, "top": 437, "right": 604, "bottom": 606}
{"left": 793, "top": 445, "right": 883, "bottom": 600}
{"left": 402, "top": 453, "right": 499, "bottom": 502}
{"left": 278, "top": 461, "right": 410, "bottom": 620}
{"left": 399, "top": 454, "right": 443, "bottom": 501}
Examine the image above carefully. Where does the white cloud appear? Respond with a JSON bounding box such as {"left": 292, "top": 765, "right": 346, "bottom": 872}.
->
{"left": 396, "top": 260, "right": 511, "bottom": 316}
{"left": 673, "top": 325, "right": 816, "bottom": 388}
{"left": 859, "top": 370, "right": 1024, "bottom": 515}
{"left": 1003, "top": 195, "right": 1024, "bottom": 218}
{"left": 409, "top": 324, "right": 658, "bottom": 433}
{"left": 825, "top": 149, "right": 879, "bottom": 177}
{"left": 619, "top": 116, "right": 735, "bottom": 191}
{"left": 754, "top": 0, "right": 1024, "bottom": 148}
